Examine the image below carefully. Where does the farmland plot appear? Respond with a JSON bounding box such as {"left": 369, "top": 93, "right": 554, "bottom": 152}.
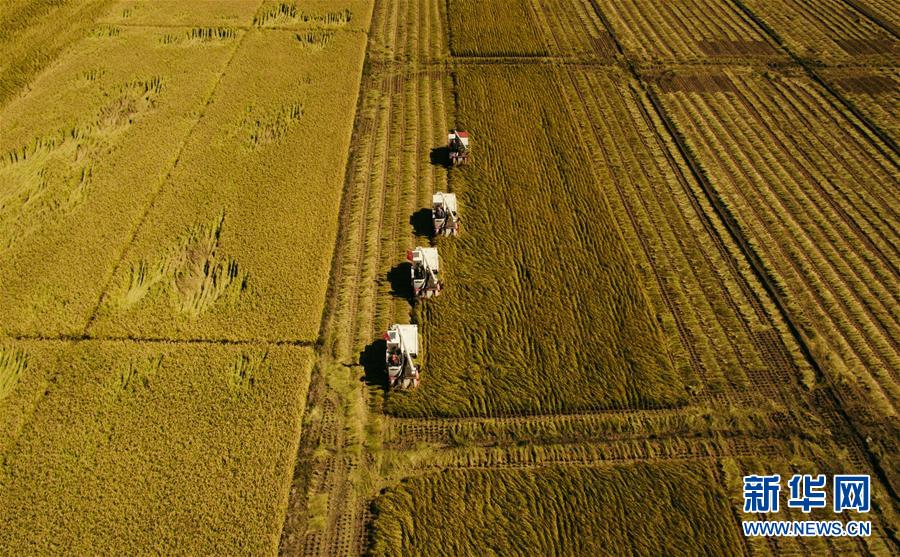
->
{"left": 529, "top": 0, "right": 618, "bottom": 60}
{"left": 385, "top": 66, "right": 684, "bottom": 418}
{"left": 88, "top": 29, "right": 368, "bottom": 342}
{"left": 820, "top": 68, "right": 899, "bottom": 147}
{"left": 654, "top": 67, "right": 900, "bottom": 479}
{"left": 366, "top": 0, "right": 448, "bottom": 62}
{"left": 446, "top": 0, "right": 548, "bottom": 57}
{"left": 558, "top": 66, "right": 812, "bottom": 407}
{"left": 741, "top": 0, "right": 898, "bottom": 64}
{"left": 369, "top": 463, "right": 744, "bottom": 556}
{"left": 0, "top": 26, "right": 237, "bottom": 336}
{"left": 0, "top": 340, "right": 314, "bottom": 555}
{"left": 98, "top": 0, "right": 260, "bottom": 27}
{"left": 0, "top": 0, "right": 112, "bottom": 106}
{"left": 595, "top": 0, "right": 784, "bottom": 63}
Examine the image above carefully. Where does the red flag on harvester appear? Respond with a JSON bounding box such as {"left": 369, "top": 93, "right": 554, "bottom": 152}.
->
{"left": 383, "top": 332, "right": 391, "bottom": 341}
{"left": 406, "top": 249, "right": 414, "bottom": 262}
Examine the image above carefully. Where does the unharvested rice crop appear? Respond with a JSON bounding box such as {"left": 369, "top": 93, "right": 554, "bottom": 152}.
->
{"left": 368, "top": 462, "right": 743, "bottom": 556}
{"left": 98, "top": 0, "right": 261, "bottom": 27}
{"left": 0, "top": 341, "right": 314, "bottom": 555}
{"left": 447, "top": 0, "right": 548, "bottom": 56}
{"left": 386, "top": 66, "right": 684, "bottom": 418}
{"left": 0, "top": 0, "right": 112, "bottom": 106}
{"left": 89, "top": 29, "right": 367, "bottom": 342}
{"left": 0, "top": 27, "right": 236, "bottom": 336}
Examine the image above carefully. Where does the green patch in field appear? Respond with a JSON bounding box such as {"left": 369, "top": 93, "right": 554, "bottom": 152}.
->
{"left": 447, "top": 0, "right": 548, "bottom": 57}
{"left": 369, "top": 462, "right": 744, "bottom": 556}
{"left": 0, "top": 342, "right": 313, "bottom": 555}
{"left": 386, "top": 66, "right": 684, "bottom": 417}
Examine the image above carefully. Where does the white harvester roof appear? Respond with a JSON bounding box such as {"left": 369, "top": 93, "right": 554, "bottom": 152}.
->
{"left": 432, "top": 192, "right": 457, "bottom": 213}
{"left": 449, "top": 131, "right": 469, "bottom": 148}
{"left": 412, "top": 246, "right": 440, "bottom": 272}
{"left": 388, "top": 324, "right": 419, "bottom": 355}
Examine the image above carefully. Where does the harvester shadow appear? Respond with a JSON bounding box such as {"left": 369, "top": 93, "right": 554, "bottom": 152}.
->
{"left": 359, "top": 338, "right": 388, "bottom": 391}
{"left": 410, "top": 208, "right": 432, "bottom": 238}
{"left": 387, "top": 262, "right": 412, "bottom": 301}
{"left": 430, "top": 146, "right": 451, "bottom": 168}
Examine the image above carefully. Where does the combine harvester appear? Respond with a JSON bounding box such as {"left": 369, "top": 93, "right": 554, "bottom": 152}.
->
{"left": 385, "top": 324, "right": 420, "bottom": 389}
{"left": 432, "top": 192, "right": 460, "bottom": 236}
{"left": 448, "top": 129, "right": 470, "bottom": 165}
{"left": 408, "top": 246, "right": 442, "bottom": 298}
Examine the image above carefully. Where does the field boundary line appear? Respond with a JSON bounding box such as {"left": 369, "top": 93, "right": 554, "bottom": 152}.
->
{"left": 2, "top": 333, "right": 316, "bottom": 347}
{"left": 98, "top": 22, "right": 370, "bottom": 35}
{"left": 81, "top": 17, "right": 255, "bottom": 336}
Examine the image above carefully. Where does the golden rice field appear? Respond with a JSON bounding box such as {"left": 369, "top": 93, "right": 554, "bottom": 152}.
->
{"left": 2, "top": 0, "right": 898, "bottom": 555}
{"left": 0, "top": 340, "right": 314, "bottom": 554}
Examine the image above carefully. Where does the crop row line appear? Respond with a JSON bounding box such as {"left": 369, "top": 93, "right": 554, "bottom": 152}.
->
{"left": 399, "top": 435, "right": 793, "bottom": 473}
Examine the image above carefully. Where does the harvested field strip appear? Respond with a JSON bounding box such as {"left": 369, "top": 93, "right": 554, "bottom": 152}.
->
{"left": 741, "top": 0, "right": 897, "bottom": 63}
{"left": 530, "top": 0, "right": 616, "bottom": 60}
{"left": 447, "top": 0, "right": 548, "bottom": 57}
{"left": 329, "top": 66, "right": 450, "bottom": 360}
{"left": 823, "top": 69, "right": 899, "bottom": 147}
{"left": 368, "top": 0, "right": 448, "bottom": 63}
{"left": 369, "top": 463, "right": 744, "bottom": 556}
{"left": 845, "top": 0, "right": 900, "bottom": 36}
{"left": 574, "top": 68, "right": 827, "bottom": 412}
{"left": 561, "top": 68, "right": 768, "bottom": 400}
{"left": 0, "top": 341, "right": 314, "bottom": 555}
{"left": 595, "top": 0, "right": 782, "bottom": 63}
{"left": 88, "top": 30, "right": 368, "bottom": 342}
{"left": 386, "top": 65, "right": 683, "bottom": 418}
{"left": 656, "top": 71, "right": 900, "bottom": 418}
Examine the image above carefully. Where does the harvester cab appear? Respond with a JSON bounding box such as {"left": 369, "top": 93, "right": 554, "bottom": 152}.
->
{"left": 448, "top": 129, "right": 470, "bottom": 165}
{"left": 385, "top": 324, "right": 420, "bottom": 389}
{"left": 432, "top": 192, "right": 460, "bottom": 237}
{"left": 408, "top": 246, "right": 442, "bottom": 298}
